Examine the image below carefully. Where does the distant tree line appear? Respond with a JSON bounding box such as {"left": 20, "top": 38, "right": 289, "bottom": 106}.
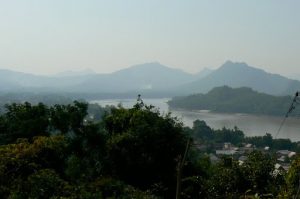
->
{"left": 190, "top": 119, "right": 300, "bottom": 153}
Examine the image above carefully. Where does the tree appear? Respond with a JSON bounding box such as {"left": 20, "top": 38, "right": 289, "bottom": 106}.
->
{"left": 0, "top": 102, "right": 49, "bottom": 144}
{"left": 49, "top": 101, "right": 88, "bottom": 134}
{"left": 241, "top": 151, "right": 278, "bottom": 196}
{"left": 65, "top": 122, "right": 108, "bottom": 182}
{"left": 0, "top": 136, "right": 68, "bottom": 198}
{"left": 104, "top": 106, "right": 188, "bottom": 197}
{"left": 208, "top": 156, "right": 245, "bottom": 198}
{"left": 286, "top": 155, "right": 300, "bottom": 198}
{"left": 192, "top": 120, "right": 213, "bottom": 140}
{"left": 214, "top": 126, "right": 244, "bottom": 145}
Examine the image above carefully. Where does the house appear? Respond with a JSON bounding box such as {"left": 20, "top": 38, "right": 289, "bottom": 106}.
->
{"left": 275, "top": 163, "right": 290, "bottom": 172}
{"left": 264, "top": 146, "right": 270, "bottom": 151}
{"left": 239, "top": 156, "right": 247, "bottom": 162}
{"left": 277, "top": 156, "right": 286, "bottom": 162}
{"left": 276, "top": 150, "right": 296, "bottom": 161}
{"left": 288, "top": 151, "right": 296, "bottom": 158}
{"left": 216, "top": 149, "right": 237, "bottom": 155}
{"left": 277, "top": 150, "right": 291, "bottom": 156}
{"left": 216, "top": 142, "right": 238, "bottom": 156}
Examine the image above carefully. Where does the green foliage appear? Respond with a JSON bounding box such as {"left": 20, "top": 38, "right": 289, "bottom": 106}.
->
{"left": 0, "top": 136, "right": 68, "bottom": 198}
{"left": 0, "top": 101, "right": 299, "bottom": 198}
{"left": 0, "top": 102, "right": 49, "bottom": 144}
{"left": 90, "top": 177, "right": 158, "bottom": 199}
{"left": 214, "top": 126, "right": 244, "bottom": 145}
{"left": 286, "top": 155, "right": 300, "bottom": 198}
{"left": 191, "top": 120, "right": 245, "bottom": 145}
{"left": 191, "top": 120, "right": 298, "bottom": 152}
{"left": 208, "top": 156, "right": 244, "bottom": 198}
{"left": 192, "top": 120, "right": 214, "bottom": 140}
{"left": 181, "top": 176, "right": 209, "bottom": 198}
{"left": 244, "top": 133, "right": 299, "bottom": 151}
{"left": 207, "top": 151, "right": 282, "bottom": 198}
{"left": 0, "top": 101, "right": 89, "bottom": 145}
{"left": 26, "top": 169, "right": 71, "bottom": 198}
{"left": 49, "top": 100, "right": 88, "bottom": 134}
{"left": 87, "top": 103, "right": 112, "bottom": 121}
{"left": 105, "top": 106, "right": 188, "bottom": 196}
{"left": 180, "top": 154, "right": 213, "bottom": 198}
{"left": 65, "top": 122, "right": 108, "bottom": 181}
{"left": 241, "top": 151, "right": 276, "bottom": 194}
{"left": 168, "top": 86, "right": 297, "bottom": 116}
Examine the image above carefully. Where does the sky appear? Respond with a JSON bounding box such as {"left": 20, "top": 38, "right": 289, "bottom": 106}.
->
{"left": 0, "top": 0, "right": 299, "bottom": 76}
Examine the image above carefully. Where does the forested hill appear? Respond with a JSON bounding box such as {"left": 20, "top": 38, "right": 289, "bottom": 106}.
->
{"left": 168, "top": 86, "right": 299, "bottom": 116}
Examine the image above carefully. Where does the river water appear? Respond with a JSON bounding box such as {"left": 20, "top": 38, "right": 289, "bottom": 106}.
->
{"left": 90, "top": 98, "right": 300, "bottom": 141}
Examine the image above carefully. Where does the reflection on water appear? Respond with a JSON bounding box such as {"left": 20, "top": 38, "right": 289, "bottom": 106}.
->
{"left": 90, "top": 98, "right": 300, "bottom": 141}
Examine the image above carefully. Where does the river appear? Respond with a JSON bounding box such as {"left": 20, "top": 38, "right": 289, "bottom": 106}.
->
{"left": 90, "top": 98, "right": 300, "bottom": 141}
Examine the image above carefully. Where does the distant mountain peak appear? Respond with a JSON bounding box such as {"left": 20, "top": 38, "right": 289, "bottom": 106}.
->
{"left": 115, "top": 62, "right": 188, "bottom": 75}
{"left": 129, "top": 62, "right": 167, "bottom": 69}
{"left": 178, "top": 61, "right": 300, "bottom": 96}
{"left": 223, "top": 60, "right": 234, "bottom": 65}
{"left": 221, "top": 60, "right": 249, "bottom": 68}
{"left": 217, "top": 61, "right": 267, "bottom": 75}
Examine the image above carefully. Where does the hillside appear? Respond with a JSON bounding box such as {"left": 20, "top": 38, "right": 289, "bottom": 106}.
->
{"left": 0, "top": 62, "right": 208, "bottom": 94}
{"left": 1, "top": 61, "right": 300, "bottom": 97}
{"left": 0, "top": 69, "right": 96, "bottom": 92}
{"left": 68, "top": 62, "right": 199, "bottom": 93}
{"left": 168, "top": 86, "right": 298, "bottom": 116}
{"left": 179, "top": 61, "right": 300, "bottom": 96}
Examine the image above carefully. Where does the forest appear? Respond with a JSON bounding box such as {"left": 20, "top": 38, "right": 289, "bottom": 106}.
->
{"left": 0, "top": 101, "right": 300, "bottom": 198}
{"left": 168, "top": 86, "right": 300, "bottom": 116}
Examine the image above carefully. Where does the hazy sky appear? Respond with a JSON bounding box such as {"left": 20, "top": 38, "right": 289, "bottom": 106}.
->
{"left": 0, "top": 0, "right": 299, "bottom": 76}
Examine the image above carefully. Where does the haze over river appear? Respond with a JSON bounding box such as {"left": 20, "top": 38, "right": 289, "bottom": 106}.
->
{"left": 91, "top": 98, "right": 300, "bottom": 141}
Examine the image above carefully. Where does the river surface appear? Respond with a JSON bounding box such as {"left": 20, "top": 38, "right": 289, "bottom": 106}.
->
{"left": 90, "top": 98, "right": 300, "bottom": 141}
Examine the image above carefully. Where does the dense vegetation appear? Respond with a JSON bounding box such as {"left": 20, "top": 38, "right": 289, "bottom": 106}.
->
{"left": 168, "top": 86, "right": 299, "bottom": 116}
{"left": 190, "top": 120, "right": 300, "bottom": 153}
{"left": 0, "top": 101, "right": 300, "bottom": 198}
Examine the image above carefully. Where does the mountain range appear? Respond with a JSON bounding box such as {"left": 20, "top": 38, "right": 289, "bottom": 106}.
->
{"left": 178, "top": 61, "right": 300, "bottom": 96}
{"left": 0, "top": 61, "right": 299, "bottom": 97}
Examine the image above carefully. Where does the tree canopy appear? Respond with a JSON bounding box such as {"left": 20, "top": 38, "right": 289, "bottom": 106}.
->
{"left": 168, "top": 86, "right": 298, "bottom": 116}
{"left": 0, "top": 101, "right": 299, "bottom": 198}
